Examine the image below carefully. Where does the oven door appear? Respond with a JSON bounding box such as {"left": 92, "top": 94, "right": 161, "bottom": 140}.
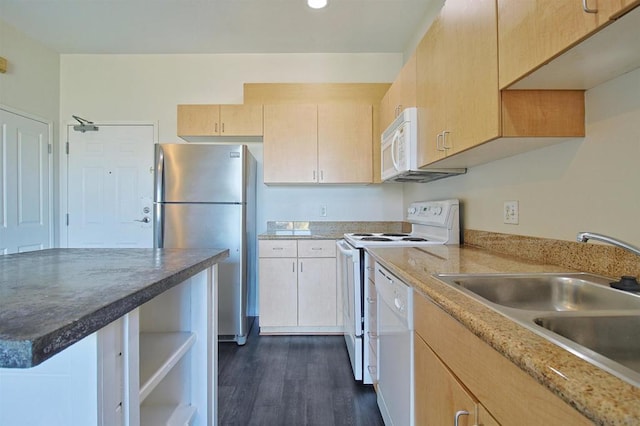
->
{"left": 336, "top": 239, "right": 363, "bottom": 381}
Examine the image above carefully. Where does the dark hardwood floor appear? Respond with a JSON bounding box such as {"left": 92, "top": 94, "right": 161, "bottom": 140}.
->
{"left": 218, "top": 319, "right": 384, "bottom": 426}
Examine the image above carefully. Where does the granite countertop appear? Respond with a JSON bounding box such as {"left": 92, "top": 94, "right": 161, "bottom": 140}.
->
{"left": 0, "top": 248, "right": 229, "bottom": 368}
{"left": 368, "top": 245, "right": 640, "bottom": 426}
{"left": 259, "top": 220, "right": 410, "bottom": 240}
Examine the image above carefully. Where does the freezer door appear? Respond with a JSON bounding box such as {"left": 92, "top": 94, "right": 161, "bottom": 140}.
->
{"left": 158, "top": 203, "right": 247, "bottom": 339}
{"left": 155, "top": 144, "right": 247, "bottom": 203}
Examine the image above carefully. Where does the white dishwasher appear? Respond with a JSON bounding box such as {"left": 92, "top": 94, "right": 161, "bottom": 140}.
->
{"left": 376, "top": 264, "right": 414, "bottom": 426}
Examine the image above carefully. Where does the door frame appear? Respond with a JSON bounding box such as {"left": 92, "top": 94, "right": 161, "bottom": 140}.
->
{"left": 0, "top": 104, "right": 54, "bottom": 251}
{"left": 59, "top": 121, "right": 158, "bottom": 248}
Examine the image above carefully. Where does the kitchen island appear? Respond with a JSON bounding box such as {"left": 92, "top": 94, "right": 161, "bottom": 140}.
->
{"left": 368, "top": 244, "right": 640, "bottom": 425}
{"left": 0, "top": 248, "right": 228, "bottom": 426}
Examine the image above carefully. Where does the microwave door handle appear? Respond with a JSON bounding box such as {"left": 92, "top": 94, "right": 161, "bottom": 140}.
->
{"left": 391, "top": 129, "right": 401, "bottom": 170}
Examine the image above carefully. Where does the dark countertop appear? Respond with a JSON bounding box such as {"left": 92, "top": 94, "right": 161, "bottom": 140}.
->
{"left": 0, "top": 248, "right": 228, "bottom": 368}
{"left": 368, "top": 245, "right": 640, "bottom": 425}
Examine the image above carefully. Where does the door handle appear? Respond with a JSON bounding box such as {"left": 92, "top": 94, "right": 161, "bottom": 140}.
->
{"left": 135, "top": 217, "right": 151, "bottom": 223}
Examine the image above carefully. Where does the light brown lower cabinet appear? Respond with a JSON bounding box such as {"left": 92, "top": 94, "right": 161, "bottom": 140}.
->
{"left": 414, "top": 291, "right": 592, "bottom": 426}
{"left": 259, "top": 239, "right": 339, "bottom": 334}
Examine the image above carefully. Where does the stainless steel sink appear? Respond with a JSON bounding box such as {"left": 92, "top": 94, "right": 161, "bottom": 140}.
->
{"left": 434, "top": 272, "right": 640, "bottom": 387}
{"left": 534, "top": 315, "right": 640, "bottom": 377}
{"left": 436, "top": 273, "right": 640, "bottom": 311}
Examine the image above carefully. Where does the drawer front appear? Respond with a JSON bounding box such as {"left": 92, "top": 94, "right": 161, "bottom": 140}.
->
{"left": 298, "top": 239, "right": 336, "bottom": 257}
{"left": 258, "top": 240, "right": 297, "bottom": 257}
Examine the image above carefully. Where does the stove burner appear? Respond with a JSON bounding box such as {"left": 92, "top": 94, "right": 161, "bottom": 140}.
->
{"left": 361, "top": 237, "right": 393, "bottom": 241}
{"left": 402, "top": 237, "right": 428, "bottom": 242}
{"left": 352, "top": 233, "right": 374, "bottom": 237}
{"left": 382, "top": 233, "right": 409, "bottom": 237}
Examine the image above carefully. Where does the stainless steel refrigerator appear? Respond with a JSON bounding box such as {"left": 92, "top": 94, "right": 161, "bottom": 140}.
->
{"left": 154, "top": 143, "right": 257, "bottom": 345}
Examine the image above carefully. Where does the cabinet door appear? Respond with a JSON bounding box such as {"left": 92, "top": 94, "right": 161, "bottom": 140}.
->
{"left": 380, "top": 88, "right": 396, "bottom": 133}
{"left": 441, "top": 0, "right": 500, "bottom": 155}
{"left": 177, "top": 105, "right": 220, "bottom": 136}
{"left": 415, "top": 335, "right": 478, "bottom": 426}
{"left": 416, "top": 17, "right": 447, "bottom": 167}
{"left": 298, "top": 258, "right": 337, "bottom": 327}
{"left": 498, "top": 0, "right": 619, "bottom": 88}
{"left": 398, "top": 51, "right": 417, "bottom": 112}
{"left": 263, "top": 104, "right": 318, "bottom": 184}
{"left": 478, "top": 405, "right": 501, "bottom": 426}
{"left": 317, "top": 104, "right": 373, "bottom": 184}
{"left": 259, "top": 258, "right": 298, "bottom": 327}
{"left": 220, "top": 104, "right": 263, "bottom": 136}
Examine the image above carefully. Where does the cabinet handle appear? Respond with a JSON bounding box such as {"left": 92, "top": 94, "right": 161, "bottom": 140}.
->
{"left": 313, "top": 170, "right": 317, "bottom": 181}
{"left": 582, "top": 0, "right": 597, "bottom": 13}
{"left": 320, "top": 170, "right": 324, "bottom": 182}
{"left": 436, "top": 132, "right": 445, "bottom": 151}
{"left": 442, "top": 130, "right": 452, "bottom": 150}
{"left": 454, "top": 410, "right": 469, "bottom": 426}
{"left": 367, "top": 331, "right": 378, "bottom": 339}
{"left": 273, "top": 247, "right": 284, "bottom": 250}
{"left": 311, "top": 247, "right": 322, "bottom": 251}
{"left": 300, "top": 261, "right": 303, "bottom": 273}
{"left": 292, "top": 261, "right": 295, "bottom": 272}
{"left": 366, "top": 296, "right": 376, "bottom": 304}
{"left": 215, "top": 122, "right": 218, "bottom": 133}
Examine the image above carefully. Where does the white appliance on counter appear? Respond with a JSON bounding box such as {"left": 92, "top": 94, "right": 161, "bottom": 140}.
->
{"left": 381, "top": 107, "right": 465, "bottom": 183}
{"left": 336, "top": 199, "right": 460, "bottom": 385}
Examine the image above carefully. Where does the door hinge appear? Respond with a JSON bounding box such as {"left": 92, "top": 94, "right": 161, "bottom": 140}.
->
{"left": 66, "top": 141, "right": 69, "bottom": 155}
{"left": 48, "top": 144, "right": 52, "bottom": 154}
{"left": 66, "top": 213, "right": 69, "bottom": 226}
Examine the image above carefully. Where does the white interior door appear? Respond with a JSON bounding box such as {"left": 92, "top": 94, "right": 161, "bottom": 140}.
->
{"left": 66, "top": 124, "right": 154, "bottom": 248}
{"left": 0, "top": 108, "right": 52, "bottom": 255}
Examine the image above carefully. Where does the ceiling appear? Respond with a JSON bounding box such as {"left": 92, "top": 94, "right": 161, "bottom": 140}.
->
{"left": 0, "top": 0, "right": 440, "bottom": 54}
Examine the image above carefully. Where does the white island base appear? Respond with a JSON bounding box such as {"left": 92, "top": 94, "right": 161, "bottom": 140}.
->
{"left": 0, "top": 266, "right": 218, "bottom": 426}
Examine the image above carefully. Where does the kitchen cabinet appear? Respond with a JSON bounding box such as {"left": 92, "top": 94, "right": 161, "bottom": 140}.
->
{"left": 263, "top": 104, "right": 373, "bottom": 184}
{"left": 177, "top": 104, "right": 263, "bottom": 137}
{"left": 258, "top": 239, "right": 339, "bottom": 333}
{"left": 413, "top": 291, "right": 591, "bottom": 425}
{"left": 498, "top": 0, "right": 632, "bottom": 89}
{"left": 380, "top": 52, "right": 417, "bottom": 131}
{"left": 416, "top": 0, "right": 500, "bottom": 167}
{"left": 415, "top": 0, "right": 586, "bottom": 170}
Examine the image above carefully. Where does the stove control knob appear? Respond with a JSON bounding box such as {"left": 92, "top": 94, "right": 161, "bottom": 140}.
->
{"left": 408, "top": 207, "right": 416, "bottom": 214}
{"left": 435, "top": 206, "right": 443, "bottom": 215}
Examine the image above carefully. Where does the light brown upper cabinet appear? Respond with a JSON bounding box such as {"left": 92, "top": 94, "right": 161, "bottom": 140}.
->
{"left": 177, "top": 104, "right": 263, "bottom": 137}
{"left": 263, "top": 104, "right": 373, "bottom": 184}
{"left": 415, "top": 0, "right": 586, "bottom": 170}
{"left": 380, "top": 52, "right": 417, "bottom": 132}
{"left": 498, "top": 0, "right": 632, "bottom": 89}
{"left": 416, "top": 0, "right": 501, "bottom": 167}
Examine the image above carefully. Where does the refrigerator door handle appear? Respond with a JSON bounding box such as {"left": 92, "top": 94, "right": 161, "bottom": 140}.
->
{"left": 154, "top": 203, "right": 164, "bottom": 248}
{"left": 154, "top": 144, "right": 164, "bottom": 203}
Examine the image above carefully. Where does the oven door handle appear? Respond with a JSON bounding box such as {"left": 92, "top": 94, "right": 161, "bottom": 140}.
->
{"left": 337, "top": 239, "right": 356, "bottom": 261}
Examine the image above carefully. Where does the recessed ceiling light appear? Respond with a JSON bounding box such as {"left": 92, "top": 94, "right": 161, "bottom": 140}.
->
{"left": 308, "top": 0, "right": 327, "bottom": 9}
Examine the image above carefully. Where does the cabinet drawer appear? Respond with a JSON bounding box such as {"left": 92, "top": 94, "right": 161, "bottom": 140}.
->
{"left": 297, "top": 240, "right": 336, "bottom": 257}
{"left": 258, "top": 240, "right": 297, "bottom": 257}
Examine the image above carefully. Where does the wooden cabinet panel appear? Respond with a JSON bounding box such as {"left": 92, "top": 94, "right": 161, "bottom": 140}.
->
{"left": 258, "top": 257, "right": 298, "bottom": 327}
{"left": 415, "top": 335, "right": 478, "bottom": 426}
{"left": 177, "top": 105, "right": 219, "bottom": 136}
{"left": 298, "top": 258, "right": 337, "bottom": 327}
{"left": 318, "top": 104, "right": 372, "bottom": 184}
{"left": 219, "top": 104, "right": 263, "bottom": 136}
{"left": 259, "top": 239, "right": 339, "bottom": 332}
{"left": 498, "top": 0, "right": 621, "bottom": 89}
{"left": 177, "top": 104, "right": 263, "bottom": 137}
{"left": 263, "top": 104, "right": 318, "bottom": 184}
{"left": 298, "top": 239, "right": 336, "bottom": 257}
{"left": 414, "top": 292, "right": 591, "bottom": 425}
{"left": 380, "top": 52, "right": 417, "bottom": 132}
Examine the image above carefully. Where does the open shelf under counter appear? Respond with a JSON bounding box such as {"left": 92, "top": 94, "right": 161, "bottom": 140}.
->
{"left": 140, "top": 404, "right": 197, "bottom": 426}
{"left": 139, "top": 332, "right": 197, "bottom": 403}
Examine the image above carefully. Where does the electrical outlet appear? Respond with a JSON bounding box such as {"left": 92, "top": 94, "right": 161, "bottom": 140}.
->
{"left": 504, "top": 201, "right": 519, "bottom": 224}
{"left": 320, "top": 205, "right": 327, "bottom": 217}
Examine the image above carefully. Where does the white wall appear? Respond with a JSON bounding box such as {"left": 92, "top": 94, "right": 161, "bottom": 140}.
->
{"left": 59, "top": 53, "right": 406, "bottom": 234}
{"left": 403, "top": 67, "right": 640, "bottom": 246}
{"left": 0, "top": 18, "right": 60, "bottom": 244}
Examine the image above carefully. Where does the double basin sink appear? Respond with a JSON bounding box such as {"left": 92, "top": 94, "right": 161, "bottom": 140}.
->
{"left": 435, "top": 273, "right": 640, "bottom": 387}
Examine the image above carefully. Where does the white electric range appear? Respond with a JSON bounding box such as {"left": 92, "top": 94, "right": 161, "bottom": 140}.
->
{"left": 336, "top": 199, "right": 460, "bottom": 385}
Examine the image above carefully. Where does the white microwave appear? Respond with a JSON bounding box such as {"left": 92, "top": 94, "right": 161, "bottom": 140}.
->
{"left": 381, "top": 107, "right": 466, "bottom": 183}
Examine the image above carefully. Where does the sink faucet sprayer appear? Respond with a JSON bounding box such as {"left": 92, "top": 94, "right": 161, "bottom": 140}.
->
{"left": 576, "top": 232, "right": 640, "bottom": 291}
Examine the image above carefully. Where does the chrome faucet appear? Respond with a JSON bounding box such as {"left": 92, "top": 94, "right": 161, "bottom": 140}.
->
{"left": 576, "top": 232, "right": 640, "bottom": 257}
